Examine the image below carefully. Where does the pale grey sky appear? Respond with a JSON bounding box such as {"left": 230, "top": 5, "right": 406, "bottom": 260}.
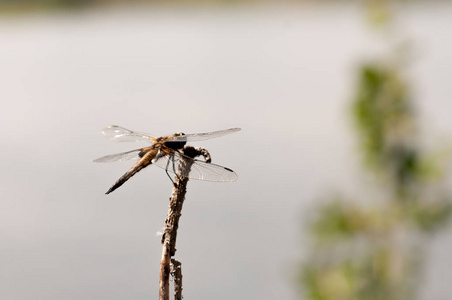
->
{"left": 1, "top": 3, "right": 451, "bottom": 299}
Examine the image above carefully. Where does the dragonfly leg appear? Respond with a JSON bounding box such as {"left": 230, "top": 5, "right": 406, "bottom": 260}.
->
{"left": 165, "top": 157, "right": 175, "bottom": 185}
{"left": 172, "top": 155, "right": 182, "bottom": 182}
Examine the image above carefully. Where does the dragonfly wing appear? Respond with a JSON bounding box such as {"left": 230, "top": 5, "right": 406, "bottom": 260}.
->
{"left": 188, "top": 158, "right": 238, "bottom": 182}
{"left": 166, "top": 128, "right": 241, "bottom": 143}
{"left": 152, "top": 151, "right": 238, "bottom": 182}
{"left": 102, "top": 125, "right": 156, "bottom": 142}
{"left": 93, "top": 149, "right": 142, "bottom": 163}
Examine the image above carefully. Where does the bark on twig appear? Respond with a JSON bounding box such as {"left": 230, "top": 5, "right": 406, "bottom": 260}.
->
{"left": 170, "top": 259, "right": 183, "bottom": 300}
{"left": 159, "top": 146, "right": 210, "bottom": 300}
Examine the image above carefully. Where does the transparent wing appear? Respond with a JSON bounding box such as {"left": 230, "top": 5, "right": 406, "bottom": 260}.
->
{"left": 93, "top": 149, "right": 142, "bottom": 163}
{"left": 101, "top": 125, "right": 156, "bottom": 142}
{"left": 152, "top": 151, "right": 238, "bottom": 182}
{"left": 166, "top": 128, "right": 241, "bottom": 143}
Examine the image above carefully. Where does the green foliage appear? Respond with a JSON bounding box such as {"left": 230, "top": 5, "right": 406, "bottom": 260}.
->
{"left": 299, "top": 60, "right": 452, "bottom": 300}
{"left": 408, "top": 199, "right": 452, "bottom": 232}
{"left": 301, "top": 240, "right": 420, "bottom": 300}
{"left": 352, "top": 64, "right": 422, "bottom": 196}
{"left": 0, "top": 0, "right": 92, "bottom": 14}
{"left": 310, "top": 199, "right": 394, "bottom": 243}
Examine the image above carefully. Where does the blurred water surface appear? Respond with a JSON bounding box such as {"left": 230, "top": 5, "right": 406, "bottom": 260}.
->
{"left": 0, "top": 3, "right": 451, "bottom": 299}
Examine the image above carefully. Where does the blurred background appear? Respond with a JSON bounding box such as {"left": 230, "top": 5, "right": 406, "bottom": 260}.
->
{"left": 1, "top": 0, "right": 452, "bottom": 299}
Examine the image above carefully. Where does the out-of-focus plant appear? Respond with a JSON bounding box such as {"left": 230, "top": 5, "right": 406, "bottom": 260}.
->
{"left": 0, "top": 0, "right": 436, "bottom": 15}
{"left": 300, "top": 60, "right": 452, "bottom": 300}
{"left": 298, "top": 10, "right": 452, "bottom": 299}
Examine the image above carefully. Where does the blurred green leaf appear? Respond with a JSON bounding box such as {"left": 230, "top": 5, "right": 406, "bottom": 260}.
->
{"left": 300, "top": 53, "right": 452, "bottom": 300}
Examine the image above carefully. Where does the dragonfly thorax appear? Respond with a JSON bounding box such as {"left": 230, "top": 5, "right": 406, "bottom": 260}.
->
{"left": 164, "top": 132, "right": 186, "bottom": 151}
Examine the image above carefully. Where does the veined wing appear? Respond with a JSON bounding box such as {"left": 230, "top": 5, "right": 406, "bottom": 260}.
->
{"left": 93, "top": 149, "right": 142, "bottom": 163}
{"left": 102, "top": 125, "right": 156, "bottom": 142}
{"left": 152, "top": 151, "right": 238, "bottom": 182}
{"left": 166, "top": 128, "right": 241, "bottom": 143}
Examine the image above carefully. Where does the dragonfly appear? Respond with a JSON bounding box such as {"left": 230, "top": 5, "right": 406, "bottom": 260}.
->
{"left": 94, "top": 125, "right": 241, "bottom": 194}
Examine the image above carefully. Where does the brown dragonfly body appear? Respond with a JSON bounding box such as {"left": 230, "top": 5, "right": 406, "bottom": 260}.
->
{"left": 94, "top": 126, "right": 240, "bottom": 194}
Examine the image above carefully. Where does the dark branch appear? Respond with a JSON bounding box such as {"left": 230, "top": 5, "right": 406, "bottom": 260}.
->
{"left": 159, "top": 146, "right": 210, "bottom": 300}
{"left": 170, "top": 259, "right": 183, "bottom": 300}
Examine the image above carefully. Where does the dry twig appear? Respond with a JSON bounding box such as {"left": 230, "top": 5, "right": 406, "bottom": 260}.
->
{"left": 170, "top": 259, "right": 183, "bottom": 300}
{"left": 159, "top": 146, "right": 210, "bottom": 300}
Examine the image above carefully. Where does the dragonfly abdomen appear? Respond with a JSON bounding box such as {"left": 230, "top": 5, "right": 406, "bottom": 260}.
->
{"left": 105, "top": 150, "right": 156, "bottom": 194}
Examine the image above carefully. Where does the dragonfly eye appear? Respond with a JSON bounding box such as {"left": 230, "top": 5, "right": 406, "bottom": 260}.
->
{"left": 174, "top": 132, "right": 185, "bottom": 137}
